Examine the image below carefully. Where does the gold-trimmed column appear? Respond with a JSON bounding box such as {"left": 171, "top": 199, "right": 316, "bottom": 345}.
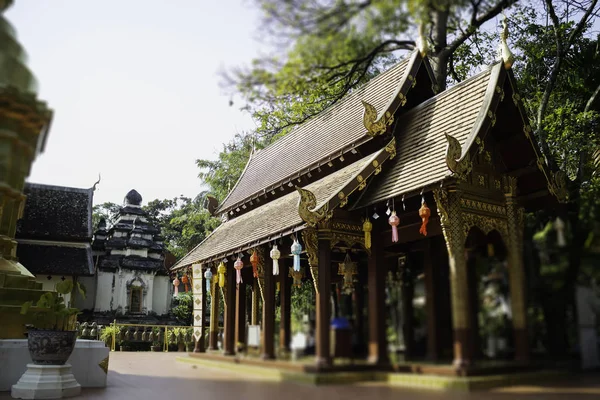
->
{"left": 503, "top": 176, "right": 530, "bottom": 363}
{"left": 251, "top": 278, "right": 259, "bottom": 325}
{"left": 433, "top": 187, "right": 472, "bottom": 368}
{"left": 208, "top": 267, "right": 219, "bottom": 351}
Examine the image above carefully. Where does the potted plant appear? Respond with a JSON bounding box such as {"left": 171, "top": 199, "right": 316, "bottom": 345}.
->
{"left": 100, "top": 325, "right": 119, "bottom": 349}
{"left": 151, "top": 327, "right": 162, "bottom": 352}
{"left": 20, "top": 280, "right": 85, "bottom": 365}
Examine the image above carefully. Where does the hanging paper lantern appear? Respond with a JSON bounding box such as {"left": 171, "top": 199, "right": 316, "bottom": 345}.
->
{"left": 250, "top": 250, "right": 259, "bottom": 278}
{"left": 181, "top": 275, "right": 190, "bottom": 292}
{"left": 291, "top": 239, "right": 302, "bottom": 272}
{"left": 418, "top": 201, "right": 431, "bottom": 236}
{"left": 270, "top": 245, "right": 281, "bottom": 276}
{"left": 290, "top": 266, "right": 303, "bottom": 287}
{"left": 217, "top": 262, "right": 226, "bottom": 288}
{"left": 173, "top": 276, "right": 180, "bottom": 296}
{"left": 204, "top": 268, "right": 213, "bottom": 294}
{"left": 363, "top": 218, "right": 372, "bottom": 249}
{"left": 337, "top": 253, "right": 357, "bottom": 294}
{"left": 388, "top": 211, "right": 400, "bottom": 243}
{"left": 234, "top": 256, "right": 244, "bottom": 284}
{"left": 554, "top": 217, "right": 566, "bottom": 247}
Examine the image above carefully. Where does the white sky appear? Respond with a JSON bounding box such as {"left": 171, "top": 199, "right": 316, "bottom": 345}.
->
{"left": 7, "top": 0, "right": 261, "bottom": 206}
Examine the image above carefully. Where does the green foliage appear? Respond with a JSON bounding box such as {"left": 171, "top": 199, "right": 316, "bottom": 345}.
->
{"left": 92, "top": 202, "right": 120, "bottom": 229}
{"left": 100, "top": 325, "right": 119, "bottom": 347}
{"left": 168, "top": 327, "right": 187, "bottom": 344}
{"left": 171, "top": 292, "right": 193, "bottom": 326}
{"left": 290, "top": 281, "right": 315, "bottom": 333}
{"left": 20, "top": 280, "right": 86, "bottom": 331}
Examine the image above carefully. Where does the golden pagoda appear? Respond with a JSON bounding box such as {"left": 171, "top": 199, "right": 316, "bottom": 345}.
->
{"left": 0, "top": 0, "right": 54, "bottom": 338}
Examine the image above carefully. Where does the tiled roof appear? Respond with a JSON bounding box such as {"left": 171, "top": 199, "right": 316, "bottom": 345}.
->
{"left": 355, "top": 63, "right": 500, "bottom": 208}
{"left": 174, "top": 151, "right": 381, "bottom": 268}
{"left": 17, "top": 183, "right": 93, "bottom": 241}
{"left": 16, "top": 241, "right": 94, "bottom": 276}
{"left": 218, "top": 52, "right": 419, "bottom": 213}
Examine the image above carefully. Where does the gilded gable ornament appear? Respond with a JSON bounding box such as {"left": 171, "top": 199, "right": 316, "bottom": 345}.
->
{"left": 499, "top": 14, "right": 514, "bottom": 69}
{"left": 444, "top": 133, "right": 472, "bottom": 180}
{"left": 361, "top": 101, "right": 394, "bottom": 136}
{"left": 548, "top": 170, "right": 569, "bottom": 203}
{"left": 296, "top": 186, "right": 327, "bottom": 226}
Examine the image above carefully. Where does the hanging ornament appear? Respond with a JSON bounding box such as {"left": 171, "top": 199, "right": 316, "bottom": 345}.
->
{"left": 487, "top": 243, "right": 495, "bottom": 258}
{"left": 337, "top": 252, "right": 357, "bottom": 294}
{"left": 363, "top": 218, "right": 372, "bottom": 249}
{"left": 217, "top": 262, "right": 226, "bottom": 288}
{"left": 554, "top": 217, "right": 566, "bottom": 247}
{"left": 291, "top": 238, "right": 302, "bottom": 272}
{"left": 181, "top": 274, "right": 190, "bottom": 292}
{"left": 389, "top": 211, "right": 400, "bottom": 243}
{"left": 270, "top": 245, "right": 281, "bottom": 276}
{"left": 418, "top": 198, "right": 431, "bottom": 236}
{"left": 234, "top": 256, "right": 244, "bottom": 284}
{"left": 173, "top": 276, "right": 180, "bottom": 296}
{"left": 204, "top": 268, "right": 213, "bottom": 294}
{"left": 250, "top": 250, "right": 259, "bottom": 278}
{"left": 290, "top": 266, "right": 304, "bottom": 287}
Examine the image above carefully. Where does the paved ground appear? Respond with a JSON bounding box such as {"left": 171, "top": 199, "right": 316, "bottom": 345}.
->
{"left": 3, "top": 352, "right": 600, "bottom": 399}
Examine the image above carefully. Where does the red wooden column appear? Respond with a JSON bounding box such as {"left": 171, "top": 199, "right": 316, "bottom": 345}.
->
{"left": 368, "top": 222, "right": 388, "bottom": 365}
{"left": 279, "top": 258, "right": 291, "bottom": 353}
{"left": 223, "top": 260, "right": 237, "bottom": 356}
{"left": 316, "top": 233, "right": 332, "bottom": 367}
{"left": 208, "top": 267, "right": 219, "bottom": 351}
{"left": 235, "top": 279, "right": 247, "bottom": 351}
{"left": 261, "top": 246, "right": 276, "bottom": 359}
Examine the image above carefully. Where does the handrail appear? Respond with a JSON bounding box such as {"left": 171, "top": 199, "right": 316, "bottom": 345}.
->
{"left": 107, "top": 320, "right": 193, "bottom": 352}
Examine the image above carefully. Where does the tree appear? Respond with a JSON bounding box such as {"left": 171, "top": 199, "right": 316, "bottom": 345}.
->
{"left": 92, "top": 202, "right": 120, "bottom": 229}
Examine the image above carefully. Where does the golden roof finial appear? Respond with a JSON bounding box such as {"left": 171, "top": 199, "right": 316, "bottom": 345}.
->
{"left": 417, "top": 21, "right": 429, "bottom": 57}
{"left": 500, "top": 13, "right": 514, "bottom": 69}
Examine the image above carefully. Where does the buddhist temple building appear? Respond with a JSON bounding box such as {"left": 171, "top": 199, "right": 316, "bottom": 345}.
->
{"left": 15, "top": 183, "right": 95, "bottom": 306}
{"left": 174, "top": 47, "right": 565, "bottom": 376}
{"left": 88, "top": 189, "right": 172, "bottom": 321}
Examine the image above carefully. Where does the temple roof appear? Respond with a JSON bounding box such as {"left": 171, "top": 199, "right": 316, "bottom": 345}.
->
{"left": 217, "top": 52, "right": 426, "bottom": 214}
{"left": 174, "top": 150, "right": 384, "bottom": 267}
{"left": 355, "top": 63, "right": 499, "bottom": 208}
{"left": 17, "top": 183, "right": 93, "bottom": 241}
{"left": 16, "top": 241, "right": 94, "bottom": 276}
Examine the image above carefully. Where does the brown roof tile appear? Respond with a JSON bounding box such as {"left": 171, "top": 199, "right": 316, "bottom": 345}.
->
{"left": 355, "top": 64, "right": 500, "bottom": 208}
{"left": 174, "top": 151, "right": 380, "bottom": 268}
{"left": 218, "top": 53, "right": 420, "bottom": 213}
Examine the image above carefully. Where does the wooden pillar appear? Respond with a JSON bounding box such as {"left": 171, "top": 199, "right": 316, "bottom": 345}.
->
{"left": 235, "top": 279, "right": 247, "bottom": 351}
{"left": 401, "top": 265, "right": 415, "bottom": 360}
{"left": 423, "top": 239, "right": 439, "bottom": 360}
{"left": 251, "top": 278, "right": 260, "bottom": 325}
{"left": 208, "top": 268, "right": 219, "bottom": 351}
{"left": 355, "top": 278, "right": 365, "bottom": 356}
{"left": 316, "top": 233, "right": 332, "bottom": 367}
{"left": 434, "top": 188, "right": 472, "bottom": 369}
{"left": 368, "top": 222, "right": 388, "bottom": 365}
{"left": 223, "top": 260, "right": 236, "bottom": 355}
{"left": 194, "top": 264, "right": 207, "bottom": 353}
{"left": 261, "top": 247, "right": 276, "bottom": 359}
{"left": 279, "top": 258, "right": 291, "bottom": 353}
{"left": 504, "top": 176, "right": 530, "bottom": 363}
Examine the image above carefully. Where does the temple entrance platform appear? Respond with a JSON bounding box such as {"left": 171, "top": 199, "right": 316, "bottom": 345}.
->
{"left": 179, "top": 352, "right": 577, "bottom": 391}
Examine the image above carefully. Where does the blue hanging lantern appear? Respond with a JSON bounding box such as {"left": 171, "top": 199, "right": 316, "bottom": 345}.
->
{"left": 204, "top": 268, "right": 213, "bottom": 294}
{"left": 291, "top": 238, "right": 302, "bottom": 272}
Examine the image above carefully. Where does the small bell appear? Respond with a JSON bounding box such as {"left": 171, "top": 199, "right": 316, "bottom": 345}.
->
{"left": 291, "top": 239, "right": 302, "bottom": 272}
{"left": 234, "top": 256, "right": 244, "bottom": 284}
{"left": 388, "top": 211, "right": 400, "bottom": 243}
{"left": 204, "top": 268, "right": 213, "bottom": 294}
{"left": 363, "top": 218, "right": 372, "bottom": 249}
{"left": 554, "top": 217, "right": 566, "bottom": 247}
{"left": 217, "top": 262, "right": 226, "bottom": 288}
{"left": 418, "top": 200, "right": 431, "bottom": 236}
{"left": 270, "top": 245, "right": 281, "bottom": 276}
{"left": 250, "top": 250, "right": 259, "bottom": 278}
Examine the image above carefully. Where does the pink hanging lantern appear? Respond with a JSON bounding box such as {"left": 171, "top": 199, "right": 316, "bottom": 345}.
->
{"left": 388, "top": 210, "right": 400, "bottom": 242}
{"left": 173, "top": 276, "right": 180, "bottom": 296}
{"left": 234, "top": 256, "right": 244, "bottom": 284}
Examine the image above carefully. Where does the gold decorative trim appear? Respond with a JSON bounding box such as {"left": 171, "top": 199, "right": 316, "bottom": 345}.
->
{"left": 398, "top": 92, "right": 407, "bottom": 106}
{"left": 495, "top": 85, "right": 505, "bottom": 102}
{"left": 302, "top": 228, "right": 319, "bottom": 294}
{"left": 462, "top": 212, "right": 509, "bottom": 245}
{"left": 445, "top": 133, "right": 472, "bottom": 180}
{"left": 460, "top": 198, "right": 506, "bottom": 216}
{"left": 502, "top": 175, "right": 518, "bottom": 197}
{"left": 361, "top": 101, "right": 394, "bottom": 136}
{"left": 296, "top": 187, "right": 328, "bottom": 227}
{"left": 548, "top": 170, "right": 568, "bottom": 203}
{"left": 487, "top": 110, "right": 496, "bottom": 127}
{"left": 330, "top": 232, "right": 367, "bottom": 254}
{"left": 98, "top": 356, "right": 109, "bottom": 374}
{"left": 523, "top": 124, "right": 532, "bottom": 139}
{"left": 331, "top": 222, "right": 362, "bottom": 232}
{"left": 384, "top": 137, "right": 396, "bottom": 159}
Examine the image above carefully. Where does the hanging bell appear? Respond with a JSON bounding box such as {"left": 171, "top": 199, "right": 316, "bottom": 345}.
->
{"left": 217, "top": 262, "right": 226, "bottom": 288}
{"left": 291, "top": 239, "right": 302, "bottom": 272}
{"left": 418, "top": 200, "right": 431, "bottom": 236}
{"left": 270, "top": 245, "right": 281, "bottom": 276}
{"left": 204, "top": 268, "right": 213, "bottom": 294}
{"left": 363, "top": 218, "right": 372, "bottom": 249}
{"left": 250, "top": 250, "right": 259, "bottom": 278}
{"left": 388, "top": 211, "right": 400, "bottom": 243}
{"left": 234, "top": 256, "right": 244, "bottom": 284}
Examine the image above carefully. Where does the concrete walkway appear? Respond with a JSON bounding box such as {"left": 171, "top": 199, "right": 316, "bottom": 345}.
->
{"left": 3, "top": 352, "right": 599, "bottom": 399}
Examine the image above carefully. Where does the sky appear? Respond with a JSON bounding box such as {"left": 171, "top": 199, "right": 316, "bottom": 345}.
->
{"left": 7, "top": 0, "right": 262, "bottom": 206}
